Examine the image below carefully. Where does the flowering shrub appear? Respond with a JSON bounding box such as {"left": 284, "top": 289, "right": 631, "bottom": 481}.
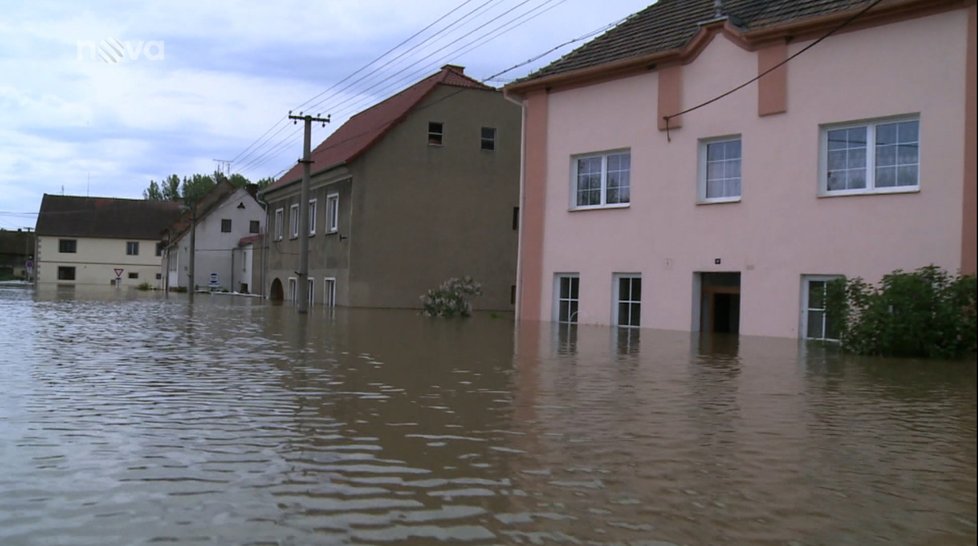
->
{"left": 421, "top": 277, "right": 482, "bottom": 318}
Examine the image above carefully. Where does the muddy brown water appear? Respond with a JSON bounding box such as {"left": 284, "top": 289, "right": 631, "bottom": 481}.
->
{"left": 1, "top": 285, "right": 975, "bottom": 545}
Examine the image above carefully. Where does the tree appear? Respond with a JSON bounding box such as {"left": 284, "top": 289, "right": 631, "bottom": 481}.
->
{"left": 162, "top": 174, "right": 181, "bottom": 201}
{"left": 181, "top": 174, "right": 216, "bottom": 204}
{"left": 144, "top": 180, "right": 163, "bottom": 200}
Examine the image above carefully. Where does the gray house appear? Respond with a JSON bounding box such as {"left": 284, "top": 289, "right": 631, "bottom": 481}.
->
{"left": 261, "top": 65, "right": 521, "bottom": 310}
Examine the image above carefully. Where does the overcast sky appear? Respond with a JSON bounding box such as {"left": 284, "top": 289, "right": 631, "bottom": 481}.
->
{"left": 0, "top": 0, "right": 654, "bottom": 230}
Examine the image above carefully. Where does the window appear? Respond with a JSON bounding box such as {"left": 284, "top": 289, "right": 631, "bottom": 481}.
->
{"left": 57, "top": 266, "right": 75, "bottom": 280}
{"left": 324, "top": 278, "right": 337, "bottom": 308}
{"left": 128, "top": 272, "right": 139, "bottom": 279}
{"left": 428, "top": 122, "right": 443, "bottom": 146}
{"left": 126, "top": 241, "right": 139, "bottom": 255}
{"left": 481, "top": 127, "right": 496, "bottom": 151}
{"left": 308, "top": 199, "right": 317, "bottom": 235}
{"left": 249, "top": 220, "right": 260, "bottom": 234}
{"left": 554, "top": 274, "right": 580, "bottom": 324}
{"left": 59, "top": 239, "right": 77, "bottom": 253}
{"left": 822, "top": 116, "right": 919, "bottom": 194}
{"left": 512, "top": 207, "right": 519, "bottom": 230}
{"left": 289, "top": 204, "right": 299, "bottom": 239}
{"left": 221, "top": 219, "right": 232, "bottom": 233}
{"left": 802, "top": 276, "right": 842, "bottom": 341}
{"left": 288, "top": 277, "right": 297, "bottom": 304}
{"left": 274, "top": 208, "right": 284, "bottom": 240}
{"left": 307, "top": 278, "right": 315, "bottom": 307}
{"left": 155, "top": 273, "right": 162, "bottom": 280}
{"left": 155, "top": 242, "right": 164, "bottom": 256}
{"left": 572, "top": 151, "right": 630, "bottom": 208}
{"left": 614, "top": 275, "right": 642, "bottom": 328}
{"left": 699, "top": 137, "right": 741, "bottom": 202}
{"left": 326, "top": 193, "right": 339, "bottom": 233}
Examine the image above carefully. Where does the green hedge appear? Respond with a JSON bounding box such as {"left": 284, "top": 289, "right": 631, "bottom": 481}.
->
{"left": 826, "top": 266, "right": 976, "bottom": 359}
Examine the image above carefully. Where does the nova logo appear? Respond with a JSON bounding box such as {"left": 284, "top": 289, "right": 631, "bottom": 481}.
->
{"left": 76, "top": 39, "right": 165, "bottom": 63}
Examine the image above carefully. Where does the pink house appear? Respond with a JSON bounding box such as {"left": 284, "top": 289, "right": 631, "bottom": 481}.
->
{"left": 505, "top": 0, "right": 976, "bottom": 339}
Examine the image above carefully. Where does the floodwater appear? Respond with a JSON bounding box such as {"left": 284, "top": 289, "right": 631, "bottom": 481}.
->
{"left": 0, "top": 285, "right": 975, "bottom": 546}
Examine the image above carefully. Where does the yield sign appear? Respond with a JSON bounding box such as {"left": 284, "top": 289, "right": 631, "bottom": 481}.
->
{"left": 114, "top": 268, "right": 124, "bottom": 278}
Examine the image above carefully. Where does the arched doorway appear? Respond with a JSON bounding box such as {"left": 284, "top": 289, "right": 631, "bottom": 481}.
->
{"left": 269, "top": 278, "right": 284, "bottom": 302}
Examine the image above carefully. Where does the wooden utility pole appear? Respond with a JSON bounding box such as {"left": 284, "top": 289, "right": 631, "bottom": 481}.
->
{"left": 288, "top": 111, "right": 329, "bottom": 313}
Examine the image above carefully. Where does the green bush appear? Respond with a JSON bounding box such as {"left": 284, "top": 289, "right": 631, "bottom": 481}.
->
{"left": 136, "top": 282, "right": 154, "bottom": 291}
{"left": 421, "top": 277, "right": 482, "bottom": 318}
{"left": 826, "top": 266, "right": 976, "bottom": 358}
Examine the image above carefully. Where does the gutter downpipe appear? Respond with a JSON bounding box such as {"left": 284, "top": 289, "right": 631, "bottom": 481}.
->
{"left": 503, "top": 89, "right": 527, "bottom": 324}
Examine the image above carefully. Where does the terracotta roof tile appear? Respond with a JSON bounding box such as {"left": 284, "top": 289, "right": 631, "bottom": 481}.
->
{"left": 264, "top": 65, "right": 492, "bottom": 193}
{"left": 518, "top": 0, "right": 876, "bottom": 82}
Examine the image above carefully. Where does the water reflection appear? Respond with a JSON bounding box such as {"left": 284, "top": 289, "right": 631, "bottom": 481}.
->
{"left": 0, "top": 286, "right": 975, "bottom": 545}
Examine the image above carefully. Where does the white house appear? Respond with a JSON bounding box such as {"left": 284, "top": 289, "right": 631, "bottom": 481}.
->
{"left": 164, "top": 182, "right": 265, "bottom": 292}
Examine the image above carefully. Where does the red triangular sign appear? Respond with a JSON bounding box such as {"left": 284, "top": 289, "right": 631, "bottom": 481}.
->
{"left": 114, "top": 268, "right": 124, "bottom": 277}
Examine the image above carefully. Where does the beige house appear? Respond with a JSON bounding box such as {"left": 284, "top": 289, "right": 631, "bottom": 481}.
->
{"left": 34, "top": 195, "right": 182, "bottom": 287}
{"left": 261, "top": 65, "right": 521, "bottom": 310}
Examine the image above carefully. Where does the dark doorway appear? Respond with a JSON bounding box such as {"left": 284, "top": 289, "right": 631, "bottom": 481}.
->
{"left": 269, "top": 278, "right": 284, "bottom": 302}
{"left": 699, "top": 272, "right": 741, "bottom": 334}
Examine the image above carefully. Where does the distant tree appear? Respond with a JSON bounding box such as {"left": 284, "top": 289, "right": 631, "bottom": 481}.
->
{"left": 144, "top": 180, "right": 163, "bottom": 200}
{"left": 162, "top": 174, "right": 181, "bottom": 201}
{"left": 144, "top": 171, "right": 271, "bottom": 201}
{"left": 181, "top": 174, "right": 215, "bottom": 204}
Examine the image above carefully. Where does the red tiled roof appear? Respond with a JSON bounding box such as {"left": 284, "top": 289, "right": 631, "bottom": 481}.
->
{"left": 238, "top": 234, "right": 262, "bottom": 246}
{"left": 510, "top": 0, "right": 901, "bottom": 85}
{"left": 264, "top": 65, "right": 492, "bottom": 194}
{"left": 35, "top": 195, "right": 182, "bottom": 240}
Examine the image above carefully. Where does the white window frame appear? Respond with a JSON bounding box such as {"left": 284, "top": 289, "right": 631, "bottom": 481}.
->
{"left": 289, "top": 203, "right": 299, "bottom": 239}
{"left": 274, "top": 208, "right": 284, "bottom": 241}
{"left": 308, "top": 198, "right": 317, "bottom": 236}
{"left": 801, "top": 275, "right": 843, "bottom": 341}
{"left": 612, "top": 274, "right": 642, "bottom": 328}
{"left": 819, "top": 115, "right": 920, "bottom": 196}
{"left": 288, "top": 276, "right": 297, "bottom": 304}
{"left": 570, "top": 150, "right": 630, "bottom": 210}
{"left": 553, "top": 274, "right": 580, "bottom": 324}
{"left": 326, "top": 193, "right": 339, "bottom": 233}
{"left": 126, "top": 241, "right": 139, "bottom": 255}
{"left": 307, "top": 278, "right": 315, "bottom": 307}
{"left": 698, "top": 136, "right": 742, "bottom": 203}
{"left": 324, "top": 277, "right": 337, "bottom": 308}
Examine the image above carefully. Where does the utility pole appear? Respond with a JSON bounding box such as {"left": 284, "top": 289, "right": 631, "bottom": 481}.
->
{"left": 212, "top": 159, "right": 231, "bottom": 177}
{"left": 288, "top": 111, "right": 330, "bottom": 314}
{"left": 188, "top": 204, "right": 197, "bottom": 304}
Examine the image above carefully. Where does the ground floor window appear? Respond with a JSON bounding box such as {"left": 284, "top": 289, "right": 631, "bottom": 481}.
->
{"left": 128, "top": 272, "right": 139, "bottom": 279}
{"left": 554, "top": 274, "right": 579, "bottom": 324}
{"left": 57, "top": 266, "right": 75, "bottom": 280}
{"left": 802, "top": 275, "right": 842, "bottom": 341}
{"left": 288, "top": 277, "right": 297, "bottom": 304}
{"left": 613, "top": 274, "right": 641, "bottom": 328}
{"left": 307, "top": 278, "right": 315, "bottom": 307}
{"left": 324, "top": 278, "right": 336, "bottom": 308}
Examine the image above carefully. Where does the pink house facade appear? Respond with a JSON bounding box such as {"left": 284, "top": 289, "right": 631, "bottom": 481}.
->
{"left": 506, "top": 0, "right": 977, "bottom": 339}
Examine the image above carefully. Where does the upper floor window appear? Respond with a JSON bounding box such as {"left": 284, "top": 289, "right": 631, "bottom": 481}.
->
{"left": 155, "top": 242, "right": 164, "bottom": 256}
{"left": 326, "top": 193, "right": 339, "bottom": 233}
{"left": 428, "top": 122, "right": 443, "bottom": 146}
{"left": 481, "top": 127, "right": 496, "bottom": 151}
{"left": 699, "top": 136, "right": 741, "bottom": 203}
{"left": 572, "top": 150, "right": 630, "bottom": 209}
{"left": 274, "top": 208, "right": 284, "bottom": 240}
{"left": 821, "top": 116, "right": 919, "bottom": 195}
{"left": 249, "top": 220, "right": 260, "bottom": 234}
{"left": 308, "top": 198, "right": 318, "bottom": 236}
{"left": 289, "top": 204, "right": 299, "bottom": 239}
{"left": 221, "top": 219, "right": 232, "bottom": 233}
{"left": 59, "top": 239, "right": 77, "bottom": 253}
{"left": 126, "top": 241, "right": 139, "bottom": 256}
